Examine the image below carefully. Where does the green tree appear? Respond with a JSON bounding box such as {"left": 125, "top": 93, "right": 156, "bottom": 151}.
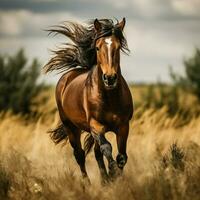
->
{"left": 0, "top": 49, "right": 44, "bottom": 114}
{"left": 184, "top": 48, "right": 200, "bottom": 99}
{"left": 170, "top": 48, "right": 200, "bottom": 100}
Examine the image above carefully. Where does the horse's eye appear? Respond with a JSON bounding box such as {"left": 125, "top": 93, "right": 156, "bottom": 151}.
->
{"left": 96, "top": 47, "right": 99, "bottom": 51}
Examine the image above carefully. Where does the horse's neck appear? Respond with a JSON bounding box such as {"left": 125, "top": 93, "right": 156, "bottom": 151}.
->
{"left": 91, "top": 65, "right": 104, "bottom": 89}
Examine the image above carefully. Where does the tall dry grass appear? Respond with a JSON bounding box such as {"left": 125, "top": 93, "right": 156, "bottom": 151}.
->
{"left": 0, "top": 104, "right": 200, "bottom": 199}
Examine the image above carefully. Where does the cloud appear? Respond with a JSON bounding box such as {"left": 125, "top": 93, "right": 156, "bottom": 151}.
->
{"left": 120, "top": 18, "right": 200, "bottom": 82}
{"left": 0, "top": 11, "right": 23, "bottom": 36}
{"left": 103, "top": 0, "right": 200, "bottom": 20}
{"left": 0, "top": 10, "right": 82, "bottom": 37}
{"left": 172, "top": 0, "right": 200, "bottom": 16}
{"left": 0, "top": 0, "right": 200, "bottom": 82}
{"left": 0, "top": 0, "right": 199, "bottom": 19}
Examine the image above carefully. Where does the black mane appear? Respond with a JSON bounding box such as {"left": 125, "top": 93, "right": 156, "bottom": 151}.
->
{"left": 43, "top": 19, "right": 129, "bottom": 73}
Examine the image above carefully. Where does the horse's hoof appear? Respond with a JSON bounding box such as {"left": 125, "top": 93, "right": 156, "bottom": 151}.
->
{"left": 116, "top": 154, "right": 127, "bottom": 169}
{"left": 108, "top": 161, "right": 121, "bottom": 180}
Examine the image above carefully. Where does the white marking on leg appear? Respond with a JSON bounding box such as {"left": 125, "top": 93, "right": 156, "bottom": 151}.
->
{"left": 105, "top": 38, "right": 112, "bottom": 66}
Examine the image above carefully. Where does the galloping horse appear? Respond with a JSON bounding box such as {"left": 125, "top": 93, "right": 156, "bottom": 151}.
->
{"left": 44, "top": 18, "right": 133, "bottom": 183}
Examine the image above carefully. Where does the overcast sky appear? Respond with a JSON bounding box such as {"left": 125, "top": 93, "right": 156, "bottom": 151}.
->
{"left": 0, "top": 0, "right": 200, "bottom": 83}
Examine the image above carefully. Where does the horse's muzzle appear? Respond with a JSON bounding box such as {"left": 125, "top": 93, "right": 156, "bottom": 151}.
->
{"left": 102, "top": 73, "right": 118, "bottom": 89}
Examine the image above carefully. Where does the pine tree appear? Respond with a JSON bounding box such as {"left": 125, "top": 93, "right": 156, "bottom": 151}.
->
{"left": 184, "top": 48, "right": 200, "bottom": 99}
{"left": 0, "top": 49, "right": 44, "bottom": 114}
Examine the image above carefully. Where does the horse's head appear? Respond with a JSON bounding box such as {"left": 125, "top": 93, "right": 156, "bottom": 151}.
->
{"left": 94, "top": 18, "right": 126, "bottom": 89}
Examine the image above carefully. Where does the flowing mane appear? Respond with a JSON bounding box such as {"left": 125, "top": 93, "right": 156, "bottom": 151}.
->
{"left": 43, "top": 19, "right": 129, "bottom": 73}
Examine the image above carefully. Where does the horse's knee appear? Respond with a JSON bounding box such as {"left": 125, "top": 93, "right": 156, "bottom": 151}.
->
{"left": 92, "top": 133, "right": 113, "bottom": 162}
{"left": 100, "top": 143, "right": 112, "bottom": 158}
{"left": 116, "top": 153, "right": 128, "bottom": 169}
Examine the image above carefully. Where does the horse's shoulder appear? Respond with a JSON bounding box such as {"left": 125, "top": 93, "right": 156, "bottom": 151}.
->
{"left": 57, "top": 69, "right": 87, "bottom": 86}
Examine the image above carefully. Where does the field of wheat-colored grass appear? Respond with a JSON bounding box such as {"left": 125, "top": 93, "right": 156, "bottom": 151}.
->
{"left": 0, "top": 86, "right": 200, "bottom": 200}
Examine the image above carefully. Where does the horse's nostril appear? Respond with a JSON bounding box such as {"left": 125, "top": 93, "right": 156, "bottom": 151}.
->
{"left": 113, "top": 74, "right": 117, "bottom": 80}
{"left": 103, "top": 74, "right": 107, "bottom": 81}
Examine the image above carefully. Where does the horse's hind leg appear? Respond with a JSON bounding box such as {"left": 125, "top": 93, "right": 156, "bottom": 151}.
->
{"left": 94, "top": 141, "right": 109, "bottom": 184}
{"left": 65, "top": 125, "right": 90, "bottom": 183}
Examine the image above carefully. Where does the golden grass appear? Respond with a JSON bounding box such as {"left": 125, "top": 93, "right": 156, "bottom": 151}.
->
{"left": 0, "top": 104, "right": 200, "bottom": 199}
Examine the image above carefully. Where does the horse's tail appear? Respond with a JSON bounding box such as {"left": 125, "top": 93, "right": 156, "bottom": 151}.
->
{"left": 48, "top": 123, "right": 68, "bottom": 144}
{"left": 49, "top": 123, "right": 94, "bottom": 154}
{"left": 84, "top": 133, "right": 94, "bottom": 156}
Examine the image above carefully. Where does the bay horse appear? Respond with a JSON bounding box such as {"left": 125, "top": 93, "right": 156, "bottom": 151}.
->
{"left": 44, "top": 18, "right": 133, "bottom": 183}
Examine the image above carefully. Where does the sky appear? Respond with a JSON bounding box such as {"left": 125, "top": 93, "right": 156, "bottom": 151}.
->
{"left": 0, "top": 0, "right": 200, "bottom": 83}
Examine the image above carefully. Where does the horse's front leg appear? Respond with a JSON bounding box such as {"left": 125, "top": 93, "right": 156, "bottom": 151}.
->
{"left": 90, "top": 119, "right": 118, "bottom": 179}
{"left": 115, "top": 123, "right": 129, "bottom": 171}
{"left": 94, "top": 141, "right": 109, "bottom": 184}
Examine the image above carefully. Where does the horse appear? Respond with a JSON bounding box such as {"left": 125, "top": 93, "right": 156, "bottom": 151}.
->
{"left": 44, "top": 18, "right": 133, "bottom": 183}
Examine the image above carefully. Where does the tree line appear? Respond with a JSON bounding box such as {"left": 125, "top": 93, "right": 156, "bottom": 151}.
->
{"left": 0, "top": 48, "right": 200, "bottom": 116}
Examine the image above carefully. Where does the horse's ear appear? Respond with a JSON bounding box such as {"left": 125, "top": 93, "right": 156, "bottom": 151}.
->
{"left": 118, "top": 17, "right": 126, "bottom": 31}
{"left": 94, "top": 19, "right": 101, "bottom": 32}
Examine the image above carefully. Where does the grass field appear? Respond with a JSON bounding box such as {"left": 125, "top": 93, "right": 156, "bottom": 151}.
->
{"left": 0, "top": 86, "right": 200, "bottom": 200}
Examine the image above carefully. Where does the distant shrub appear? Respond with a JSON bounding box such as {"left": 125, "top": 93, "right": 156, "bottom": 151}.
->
{"left": 0, "top": 49, "right": 45, "bottom": 114}
{"left": 163, "top": 143, "right": 185, "bottom": 171}
{"left": 142, "top": 83, "right": 179, "bottom": 115}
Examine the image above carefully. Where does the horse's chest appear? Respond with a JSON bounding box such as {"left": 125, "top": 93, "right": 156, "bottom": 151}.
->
{"left": 90, "top": 92, "right": 131, "bottom": 126}
{"left": 104, "top": 112, "right": 121, "bottom": 125}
